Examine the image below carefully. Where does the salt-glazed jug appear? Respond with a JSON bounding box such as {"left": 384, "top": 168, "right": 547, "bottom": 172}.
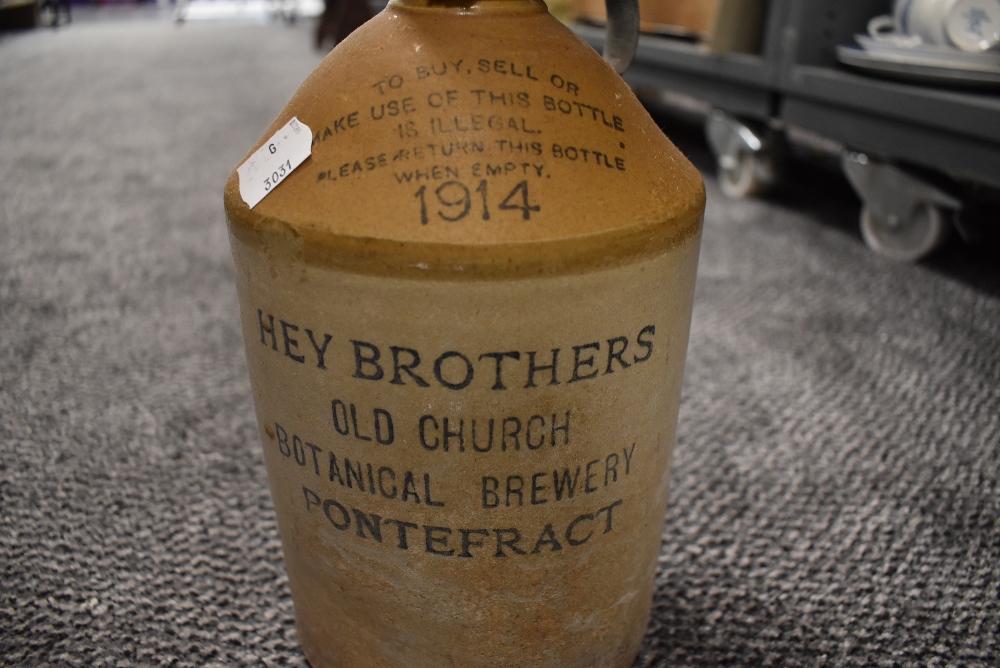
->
{"left": 223, "top": 1, "right": 705, "bottom": 666}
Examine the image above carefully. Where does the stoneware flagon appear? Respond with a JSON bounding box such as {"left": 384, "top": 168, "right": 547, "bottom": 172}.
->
{"left": 223, "top": 1, "right": 705, "bottom": 665}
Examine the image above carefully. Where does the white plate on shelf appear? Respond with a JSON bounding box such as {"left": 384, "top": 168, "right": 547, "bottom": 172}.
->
{"left": 837, "top": 42, "right": 1000, "bottom": 88}
{"left": 855, "top": 34, "right": 1000, "bottom": 71}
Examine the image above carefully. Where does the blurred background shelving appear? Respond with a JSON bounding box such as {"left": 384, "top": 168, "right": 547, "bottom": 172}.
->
{"left": 568, "top": 0, "right": 1000, "bottom": 261}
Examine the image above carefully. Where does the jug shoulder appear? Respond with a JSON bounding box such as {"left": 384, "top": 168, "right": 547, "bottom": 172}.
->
{"left": 224, "top": 4, "right": 704, "bottom": 278}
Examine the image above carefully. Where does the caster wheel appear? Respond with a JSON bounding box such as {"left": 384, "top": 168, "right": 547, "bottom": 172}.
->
{"left": 718, "top": 150, "right": 773, "bottom": 199}
{"left": 859, "top": 202, "right": 951, "bottom": 262}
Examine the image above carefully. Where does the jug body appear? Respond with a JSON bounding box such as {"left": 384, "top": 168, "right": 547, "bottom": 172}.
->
{"left": 224, "top": 2, "right": 704, "bottom": 666}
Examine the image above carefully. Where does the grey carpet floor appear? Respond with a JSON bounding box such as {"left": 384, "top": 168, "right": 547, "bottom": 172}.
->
{"left": 2, "top": 11, "right": 999, "bottom": 668}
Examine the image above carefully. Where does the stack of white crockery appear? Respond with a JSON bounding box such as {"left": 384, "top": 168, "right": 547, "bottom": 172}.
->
{"left": 838, "top": 0, "right": 1000, "bottom": 86}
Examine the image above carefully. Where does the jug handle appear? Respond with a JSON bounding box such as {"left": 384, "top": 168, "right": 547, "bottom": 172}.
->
{"left": 602, "top": 0, "right": 639, "bottom": 73}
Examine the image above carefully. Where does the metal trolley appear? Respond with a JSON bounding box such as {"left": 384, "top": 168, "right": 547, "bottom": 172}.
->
{"left": 576, "top": 0, "right": 1000, "bottom": 261}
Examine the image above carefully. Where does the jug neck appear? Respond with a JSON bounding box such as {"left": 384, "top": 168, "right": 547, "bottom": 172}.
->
{"left": 388, "top": 0, "right": 548, "bottom": 14}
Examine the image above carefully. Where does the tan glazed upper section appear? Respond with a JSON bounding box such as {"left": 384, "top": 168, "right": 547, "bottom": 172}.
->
{"left": 223, "top": 0, "right": 705, "bottom": 278}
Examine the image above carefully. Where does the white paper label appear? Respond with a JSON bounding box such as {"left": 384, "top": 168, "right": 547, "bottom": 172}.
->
{"left": 237, "top": 117, "right": 312, "bottom": 209}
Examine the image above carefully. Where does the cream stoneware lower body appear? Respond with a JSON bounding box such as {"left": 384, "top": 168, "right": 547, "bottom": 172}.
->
{"left": 230, "top": 230, "right": 701, "bottom": 668}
